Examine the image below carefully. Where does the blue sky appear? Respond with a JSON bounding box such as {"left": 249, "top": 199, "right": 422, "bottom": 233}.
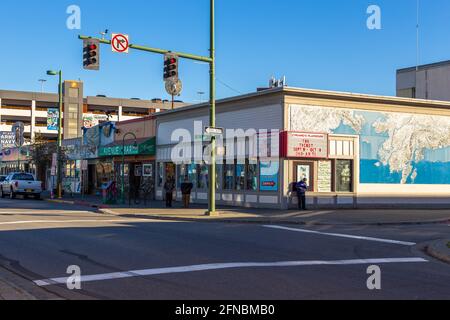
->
{"left": 1, "top": 0, "right": 450, "bottom": 102}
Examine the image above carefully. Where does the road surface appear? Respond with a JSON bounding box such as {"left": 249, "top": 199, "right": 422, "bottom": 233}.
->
{"left": 0, "top": 197, "right": 449, "bottom": 300}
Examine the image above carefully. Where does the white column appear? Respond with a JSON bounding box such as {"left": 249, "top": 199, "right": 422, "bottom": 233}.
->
{"left": 118, "top": 105, "right": 123, "bottom": 122}
{"left": 31, "top": 100, "right": 36, "bottom": 141}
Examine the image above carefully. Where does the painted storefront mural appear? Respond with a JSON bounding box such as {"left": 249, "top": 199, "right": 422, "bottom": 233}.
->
{"left": 289, "top": 105, "right": 450, "bottom": 185}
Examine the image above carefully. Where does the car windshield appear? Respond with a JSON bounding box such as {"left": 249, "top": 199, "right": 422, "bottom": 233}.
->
{"left": 12, "top": 174, "right": 34, "bottom": 181}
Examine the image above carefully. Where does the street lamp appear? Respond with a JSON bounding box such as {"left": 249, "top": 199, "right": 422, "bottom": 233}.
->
{"left": 46, "top": 70, "right": 63, "bottom": 199}
{"left": 121, "top": 132, "right": 137, "bottom": 204}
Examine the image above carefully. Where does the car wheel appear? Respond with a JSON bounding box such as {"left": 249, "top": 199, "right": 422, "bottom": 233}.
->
{"left": 35, "top": 194, "right": 41, "bottom": 200}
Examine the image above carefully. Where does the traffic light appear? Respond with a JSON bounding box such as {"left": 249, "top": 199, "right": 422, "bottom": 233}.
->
{"left": 164, "top": 54, "right": 179, "bottom": 81}
{"left": 83, "top": 39, "right": 100, "bottom": 70}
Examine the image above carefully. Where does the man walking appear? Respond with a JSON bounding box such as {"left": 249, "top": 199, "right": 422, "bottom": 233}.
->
{"left": 164, "top": 177, "right": 175, "bottom": 208}
{"left": 296, "top": 178, "right": 309, "bottom": 211}
{"left": 181, "top": 176, "right": 194, "bottom": 208}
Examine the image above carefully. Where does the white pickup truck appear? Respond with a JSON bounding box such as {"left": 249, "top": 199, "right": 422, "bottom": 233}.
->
{"left": 0, "top": 173, "right": 43, "bottom": 200}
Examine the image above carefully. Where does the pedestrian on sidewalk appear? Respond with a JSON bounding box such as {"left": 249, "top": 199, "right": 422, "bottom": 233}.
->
{"left": 296, "top": 178, "right": 309, "bottom": 211}
{"left": 164, "top": 177, "right": 176, "bottom": 208}
{"left": 180, "top": 176, "right": 194, "bottom": 208}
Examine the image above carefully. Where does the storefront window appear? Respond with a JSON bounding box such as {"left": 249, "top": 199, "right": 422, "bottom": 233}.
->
{"left": 235, "top": 164, "right": 245, "bottom": 191}
{"left": 336, "top": 160, "right": 353, "bottom": 192}
{"left": 216, "top": 164, "right": 223, "bottom": 190}
{"left": 188, "top": 164, "right": 197, "bottom": 188}
{"left": 223, "top": 164, "right": 234, "bottom": 190}
{"left": 260, "top": 161, "right": 279, "bottom": 192}
{"left": 197, "top": 164, "right": 209, "bottom": 189}
{"left": 177, "top": 164, "right": 187, "bottom": 188}
{"left": 246, "top": 163, "right": 258, "bottom": 191}
{"left": 157, "top": 162, "right": 164, "bottom": 187}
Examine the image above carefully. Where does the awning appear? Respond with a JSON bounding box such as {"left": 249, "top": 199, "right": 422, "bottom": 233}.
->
{"left": 99, "top": 137, "right": 156, "bottom": 157}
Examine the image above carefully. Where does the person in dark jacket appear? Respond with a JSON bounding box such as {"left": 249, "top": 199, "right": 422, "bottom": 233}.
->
{"left": 180, "top": 176, "right": 194, "bottom": 208}
{"left": 164, "top": 177, "right": 176, "bottom": 208}
{"left": 296, "top": 178, "right": 309, "bottom": 211}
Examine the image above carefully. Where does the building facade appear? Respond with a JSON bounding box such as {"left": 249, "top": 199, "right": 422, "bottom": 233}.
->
{"left": 155, "top": 87, "right": 450, "bottom": 209}
{"left": 397, "top": 60, "right": 450, "bottom": 101}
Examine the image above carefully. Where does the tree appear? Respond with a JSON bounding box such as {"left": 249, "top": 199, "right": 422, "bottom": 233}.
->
{"left": 28, "top": 133, "right": 58, "bottom": 184}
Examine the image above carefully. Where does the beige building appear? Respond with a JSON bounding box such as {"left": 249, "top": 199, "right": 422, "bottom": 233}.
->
{"left": 155, "top": 86, "right": 450, "bottom": 209}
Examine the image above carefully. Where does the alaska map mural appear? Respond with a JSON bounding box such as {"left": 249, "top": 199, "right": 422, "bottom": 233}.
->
{"left": 289, "top": 104, "right": 450, "bottom": 185}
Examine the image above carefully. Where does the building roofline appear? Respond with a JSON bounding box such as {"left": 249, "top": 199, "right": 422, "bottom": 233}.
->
{"left": 155, "top": 86, "right": 450, "bottom": 118}
{"left": 397, "top": 60, "right": 450, "bottom": 73}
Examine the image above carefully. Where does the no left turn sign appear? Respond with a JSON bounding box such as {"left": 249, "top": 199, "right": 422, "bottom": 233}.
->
{"left": 111, "top": 33, "right": 129, "bottom": 53}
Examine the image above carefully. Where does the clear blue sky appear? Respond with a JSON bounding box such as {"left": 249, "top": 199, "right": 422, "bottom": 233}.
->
{"left": 1, "top": 0, "right": 450, "bottom": 102}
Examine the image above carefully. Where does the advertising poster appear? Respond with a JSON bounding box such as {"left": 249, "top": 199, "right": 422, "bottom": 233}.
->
{"left": 260, "top": 161, "right": 279, "bottom": 192}
{"left": 47, "top": 109, "right": 59, "bottom": 131}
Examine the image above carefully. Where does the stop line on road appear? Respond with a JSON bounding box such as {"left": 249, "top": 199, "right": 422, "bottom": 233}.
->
{"left": 263, "top": 225, "right": 417, "bottom": 246}
{"left": 34, "top": 257, "right": 428, "bottom": 287}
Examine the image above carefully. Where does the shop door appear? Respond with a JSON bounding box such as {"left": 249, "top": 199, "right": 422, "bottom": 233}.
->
{"left": 294, "top": 162, "right": 314, "bottom": 192}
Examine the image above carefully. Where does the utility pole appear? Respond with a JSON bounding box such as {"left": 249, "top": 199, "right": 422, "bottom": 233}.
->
{"left": 78, "top": 0, "right": 218, "bottom": 214}
{"left": 207, "top": 0, "right": 217, "bottom": 216}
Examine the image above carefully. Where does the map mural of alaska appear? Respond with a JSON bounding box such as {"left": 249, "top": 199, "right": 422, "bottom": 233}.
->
{"left": 289, "top": 104, "right": 450, "bottom": 185}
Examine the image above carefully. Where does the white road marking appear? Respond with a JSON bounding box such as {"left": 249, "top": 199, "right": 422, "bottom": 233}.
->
{"left": 297, "top": 211, "right": 333, "bottom": 218}
{"left": 34, "top": 257, "right": 427, "bottom": 287}
{"left": 263, "top": 225, "right": 416, "bottom": 246}
{"left": 0, "top": 219, "right": 148, "bottom": 226}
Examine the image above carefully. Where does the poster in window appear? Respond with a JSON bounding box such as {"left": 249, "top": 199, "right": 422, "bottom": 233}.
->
{"left": 143, "top": 164, "right": 153, "bottom": 177}
{"left": 297, "top": 165, "right": 310, "bottom": 182}
{"left": 135, "top": 165, "right": 143, "bottom": 177}
{"left": 260, "top": 161, "right": 279, "bottom": 192}
{"left": 317, "top": 161, "right": 332, "bottom": 193}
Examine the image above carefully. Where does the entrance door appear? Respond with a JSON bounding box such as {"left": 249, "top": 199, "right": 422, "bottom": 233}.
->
{"left": 294, "top": 162, "right": 314, "bottom": 192}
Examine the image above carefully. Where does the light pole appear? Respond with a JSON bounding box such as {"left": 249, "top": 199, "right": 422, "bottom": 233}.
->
{"left": 38, "top": 79, "right": 47, "bottom": 93}
{"left": 121, "top": 132, "right": 137, "bottom": 205}
{"left": 46, "top": 70, "right": 63, "bottom": 199}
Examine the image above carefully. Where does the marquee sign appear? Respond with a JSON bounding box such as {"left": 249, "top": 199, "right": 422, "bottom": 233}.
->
{"left": 280, "top": 131, "right": 328, "bottom": 159}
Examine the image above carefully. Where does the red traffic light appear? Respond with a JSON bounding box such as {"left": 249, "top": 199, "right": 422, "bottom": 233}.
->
{"left": 89, "top": 44, "right": 97, "bottom": 50}
{"left": 169, "top": 58, "right": 177, "bottom": 64}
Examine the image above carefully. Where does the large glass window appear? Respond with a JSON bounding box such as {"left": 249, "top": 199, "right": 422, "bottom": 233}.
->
{"left": 335, "top": 160, "right": 353, "bottom": 192}
{"left": 177, "top": 164, "right": 187, "bottom": 188}
{"left": 187, "top": 164, "right": 197, "bottom": 188}
{"left": 216, "top": 164, "right": 223, "bottom": 190}
{"left": 157, "top": 163, "right": 163, "bottom": 187}
{"left": 223, "top": 164, "right": 234, "bottom": 190}
{"left": 235, "top": 164, "right": 245, "bottom": 191}
{"left": 246, "top": 162, "right": 258, "bottom": 191}
{"left": 197, "top": 164, "right": 209, "bottom": 189}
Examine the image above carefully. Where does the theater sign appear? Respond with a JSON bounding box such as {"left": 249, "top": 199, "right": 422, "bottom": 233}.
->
{"left": 280, "top": 132, "right": 328, "bottom": 159}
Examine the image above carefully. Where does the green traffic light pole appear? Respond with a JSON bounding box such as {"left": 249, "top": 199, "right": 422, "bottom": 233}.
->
{"left": 78, "top": 0, "right": 217, "bottom": 215}
{"left": 46, "top": 70, "right": 63, "bottom": 199}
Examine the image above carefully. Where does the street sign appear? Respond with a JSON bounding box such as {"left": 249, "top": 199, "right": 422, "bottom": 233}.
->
{"left": 12, "top": 122, "right": 25, "bottom": 147}
{"left": 111, "top": 33, "right": 129, "bottom": 53}
{"left": 205, "top": 127, "right": 224, "bottom": 136}
{"left": 165, "top": 78, "right": 183, "bottom": 96}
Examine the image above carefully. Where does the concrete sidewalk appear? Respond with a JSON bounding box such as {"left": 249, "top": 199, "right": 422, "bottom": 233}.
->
{"left": 44, "top": 195, "right": 450, "bottom": 226}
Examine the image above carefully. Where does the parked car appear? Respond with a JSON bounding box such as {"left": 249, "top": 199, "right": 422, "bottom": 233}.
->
{"left": 0, "top": 173, "right": 43, "bottom": 200}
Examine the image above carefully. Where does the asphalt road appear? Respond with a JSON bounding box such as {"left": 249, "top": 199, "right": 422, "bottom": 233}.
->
{"left": 0, "top": 197, "right": 449, "bottom": 300}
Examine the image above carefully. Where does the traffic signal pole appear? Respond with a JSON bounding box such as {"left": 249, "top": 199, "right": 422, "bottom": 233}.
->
{"left": 57, "top": 71, "right": 63, "bottom": 199}
{"left": 78, "top": 0, "right": 218, "bottom": 215}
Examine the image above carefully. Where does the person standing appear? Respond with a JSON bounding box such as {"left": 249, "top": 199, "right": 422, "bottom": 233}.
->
{"left": 164, "top": 177, "right": 175, "bottom": 208}
{"left": 181, "top": 176, "right": 194, "bottom": 208}
{"left": 296, "top": 178, "right": 309, "bottom": 211}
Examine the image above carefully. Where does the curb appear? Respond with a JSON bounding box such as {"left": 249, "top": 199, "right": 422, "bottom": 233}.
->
{"left": 97, "top": 209, "right": 450, "bottom": 227}
{"left": 45, "top": 198, "right": 111, "bottom": 210}
{"left": 426, "top": 239, "right": 450, "bottom": 265}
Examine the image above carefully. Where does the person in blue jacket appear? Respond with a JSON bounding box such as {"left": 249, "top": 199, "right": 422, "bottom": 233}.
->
{"left": 296, "top": 178, "right": 309, "bottom": 211}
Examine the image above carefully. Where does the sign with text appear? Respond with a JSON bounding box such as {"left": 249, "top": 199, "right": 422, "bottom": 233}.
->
{"left": 0, "top": 132, "right": 16, "bottom": 148}
{"left": 281, "top": 132, "right": 328, "bottom": 159}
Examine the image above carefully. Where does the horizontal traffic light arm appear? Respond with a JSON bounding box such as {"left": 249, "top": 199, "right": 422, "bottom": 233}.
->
{"left": 78, "top": 35, "right": 213, "bottom": 63}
